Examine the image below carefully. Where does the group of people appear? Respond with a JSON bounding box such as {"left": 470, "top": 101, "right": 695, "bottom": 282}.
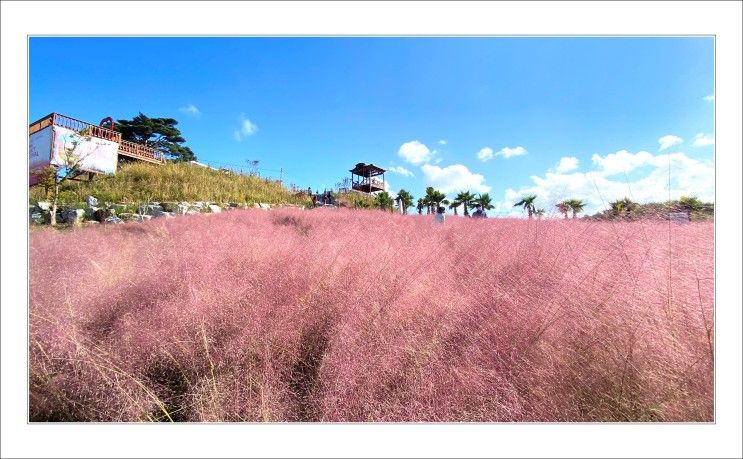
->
{"left": 435, "top": 204, "right": 487, "bottom": 224}
{"left": 309, "top": 188, "right": 334, "bottom": 206}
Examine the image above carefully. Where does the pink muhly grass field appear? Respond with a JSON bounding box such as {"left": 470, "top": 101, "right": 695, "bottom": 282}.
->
{"left": 29, "top": 208, "right": 714, "bottom": 422}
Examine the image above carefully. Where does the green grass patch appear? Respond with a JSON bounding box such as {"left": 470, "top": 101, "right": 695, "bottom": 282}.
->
{"left": 29, "top": 162, "right": 311, "bottom": 207}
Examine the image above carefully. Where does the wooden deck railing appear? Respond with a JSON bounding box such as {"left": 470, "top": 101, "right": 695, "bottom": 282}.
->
{"left": 51, "top": 113, "right": 122, "bottom": 143}
{"left": 117, "top": 139, "right": 166, "bottom": 164}
{"left": 352, "top": 178, "right": 385, "bottom": 189}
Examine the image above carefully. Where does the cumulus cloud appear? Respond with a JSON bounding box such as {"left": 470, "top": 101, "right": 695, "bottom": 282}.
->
{"left": 703, "top": 94, "right": 714, "bottom": 102}
{"left": 493, "top": 149, "right": 713, "bottom": 217}
{"left": 178, "top": 103, "right": 201, "bottom": 116}
{"left": 477, "top": 147, "right": 494, "bottom": 162}
{"left": 555, "top": 156, "right": 579, "bottom": 173}
{"left": 387, "top": 165, "right": 415, "bottom": 177}
{"left": 495, "top": 146, "right": 528, "bottom": 159}
{"left": 590, "top": 150, "right": 655, "bottom": 176}
{"left": 398, "top": 140, "right": 434, "bottom": 165}
{"left": 658, "top": 135, "right": 683, "bottom": 151}
{"left": 438, "top": 139, "right": 448, "bottom": 145}
{"left": 692, "top": 133, "right": 714, "bottom": 147}
{"left": 234, "top": 115, "right": 258, "bottom": 142}
{"left": 421, "top": 163, "right": 491, "bottom": 194}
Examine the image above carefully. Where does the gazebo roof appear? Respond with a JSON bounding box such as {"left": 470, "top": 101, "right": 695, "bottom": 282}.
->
{"left": 349, "top": 162, "right": 386, "bottom": 176}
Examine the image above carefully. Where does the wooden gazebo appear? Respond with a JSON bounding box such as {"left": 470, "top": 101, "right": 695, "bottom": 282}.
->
{"left": 349, "top": 163, "right": 386, "bottom": 194}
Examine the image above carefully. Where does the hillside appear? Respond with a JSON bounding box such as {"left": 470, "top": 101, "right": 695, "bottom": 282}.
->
{"left": 29, "top": 161, "right": 311, "bottom": 207}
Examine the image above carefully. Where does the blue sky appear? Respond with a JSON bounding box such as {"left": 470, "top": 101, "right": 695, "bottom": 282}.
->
{"left": 29, "top": 37, "right": 714, "bottom": 215}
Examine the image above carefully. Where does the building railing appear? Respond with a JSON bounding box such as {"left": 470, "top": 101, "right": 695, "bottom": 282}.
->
{"left": 118, "top": 139, "right": 166, "bottom": 163}
{"left": 30, "top": 113, "right": 123, "bottom": 143}
{"left": 353, "top": 178, "right": 385, "bottom": 189}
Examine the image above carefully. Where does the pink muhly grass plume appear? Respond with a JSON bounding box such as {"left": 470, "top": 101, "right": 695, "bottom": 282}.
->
{"left": 29, "top": 208, "right": 713, "bottom": 422}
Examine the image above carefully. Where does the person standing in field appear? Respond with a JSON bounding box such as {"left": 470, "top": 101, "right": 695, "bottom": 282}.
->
{"left": 435, "top": 206, "right": 446, "bottom": 224}
{"left": 472, "top": 204, "right": 487, "bottom": 219}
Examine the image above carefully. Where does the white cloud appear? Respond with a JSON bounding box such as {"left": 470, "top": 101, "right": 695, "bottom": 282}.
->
{"left": 398, "top": 140, "right": 434, "bottom": 165}
{"left": 692, "top": 133, "right": 714, "bottom": 147}
{"left": 590, "top": 150, "right": 655, "bottom": 176}
{"left": 438, "top": 140, "right": 448, "bottom": 145}
{"left": 703, "top": 94, "right": 714, "bottom": 102}
{"left": 178, "top": 103, "right": 201, "bottom": 116}
{"left": 387, "top": 165, "right": 415, "bottom": 177}
{"left": 658, "top": 135, "right": 683, "bottom": 151}
{"left": 477, "top": 147, "right": 494, "bottom": 162}
{"left": 493, "top": 149, "right": 713, "bottom": 217}
{"left": 555, "top": 156, "right": 579, "bottom": 173}
{"left": 421, "top": 163, "right": 491, "bottom": 194}
{"left": 495, "top": 146, "right": 528, "bottom": 159}
{"left": 233, "top": 115, "right": 258, "bottom": 142}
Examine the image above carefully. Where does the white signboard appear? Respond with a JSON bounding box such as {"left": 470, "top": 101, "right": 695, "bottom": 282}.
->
{"left": 51, "top": 125, "right": 119, "bottom": 174}
{"left": 29, "top": 126, "right": 53, "bottom": 185}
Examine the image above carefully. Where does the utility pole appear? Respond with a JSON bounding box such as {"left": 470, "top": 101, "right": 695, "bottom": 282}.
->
{"left": 279, "top": 167, "right": 283, "bottom": 185}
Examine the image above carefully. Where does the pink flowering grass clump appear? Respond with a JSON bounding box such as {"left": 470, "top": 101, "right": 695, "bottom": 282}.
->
{"left": 29, "top": 208, "right": 713, "bottom": 422}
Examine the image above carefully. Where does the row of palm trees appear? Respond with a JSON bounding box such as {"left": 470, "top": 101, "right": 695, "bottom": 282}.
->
{"left": 376, "top": 189, "right": 709, "bottom": 220}
{"left": 414, "top": 187, "right": 495, "bottom": 216}
{"left": 513, "top": 194, "right": 586, "bottom": 219}
{"left": 373, "top": 187, "right": 495, "bottom": 216}
{"left": 376, "top": 187, "right": 588, "bottom": 219}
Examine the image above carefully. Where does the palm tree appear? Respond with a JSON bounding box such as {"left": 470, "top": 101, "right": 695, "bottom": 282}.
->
{"left": 448, "top": 199, "right": 461, "bottom": 215}
{"left": 556, "top": 201, "right": 570, "bottom": 219}
{"left": 424, "top": 187, "right": 436, "bottom": 214}
{"left": 535, "top": 208, "right": 545, "bottom": 219}
{"left": 396, "top": 189, "right": 414, "bottom": 215}
{"left": 566, "top": 198, "right": 585, "bottom": 219}
{"left": 425, "top": 187, "right": 447, "bottom": 213}
{"left": 609, "top": 197, "right": 637, "bottom": 219}
{"left": 455, "top": 191, "right": 476, "bottom": 217}
{"left": 433, "top": 191, "right": 447, "bottom": 211}
{"left": 416, "top": 198, "right": 425, "bottom": 215}
{"left": 374, "top": 191, "right": 394, "bottom": 212}
{"left": 514, "top": 195, "right": 537, "bottom": 219}
{"left": 473, "top": 193, "right": 495, "bottom": 213}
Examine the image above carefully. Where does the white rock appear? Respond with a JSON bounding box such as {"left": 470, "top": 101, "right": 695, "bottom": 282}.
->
{"left": 104, "top": 216, "right": 124, "bottom": 224}
{"left": 208, "top": 204, "right": 221, "bottom": 213}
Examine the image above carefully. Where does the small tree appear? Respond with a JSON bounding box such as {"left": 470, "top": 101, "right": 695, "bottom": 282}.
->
{"left": 455, "top": 191, "right": 476, "bottom": 217}
{"left": 609, "top": 197, "right": 637, "bottom": 219}
{"left": 396, "top": 189, "right": 414, "bottom": 215}
{"left": 449, "top": 199, "right": 461, "bottom": 215}
{"left": 566, "top": 199, "right": 585, "bottom": 219}
{"left": 678, "top": 195, "right": 702, "bottom": 213}
{"left": 473, "top": 193, "right": 495, "bottom": 213}
{"left": 375, "top": 191, "right": 394, "bottom": 212}
{"left": 31, "top": 133, "right": 89, "bottom": 226}
{"left": 514, "top": 195, "right": 537, "bottom": 219}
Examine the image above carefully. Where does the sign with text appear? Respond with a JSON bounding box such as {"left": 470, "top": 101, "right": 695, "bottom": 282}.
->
{"left": 29, "top": 126, "right": 53, "bottom": 186}
{"left": 51, "top": 125, "right": 119, "bottom": 175}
